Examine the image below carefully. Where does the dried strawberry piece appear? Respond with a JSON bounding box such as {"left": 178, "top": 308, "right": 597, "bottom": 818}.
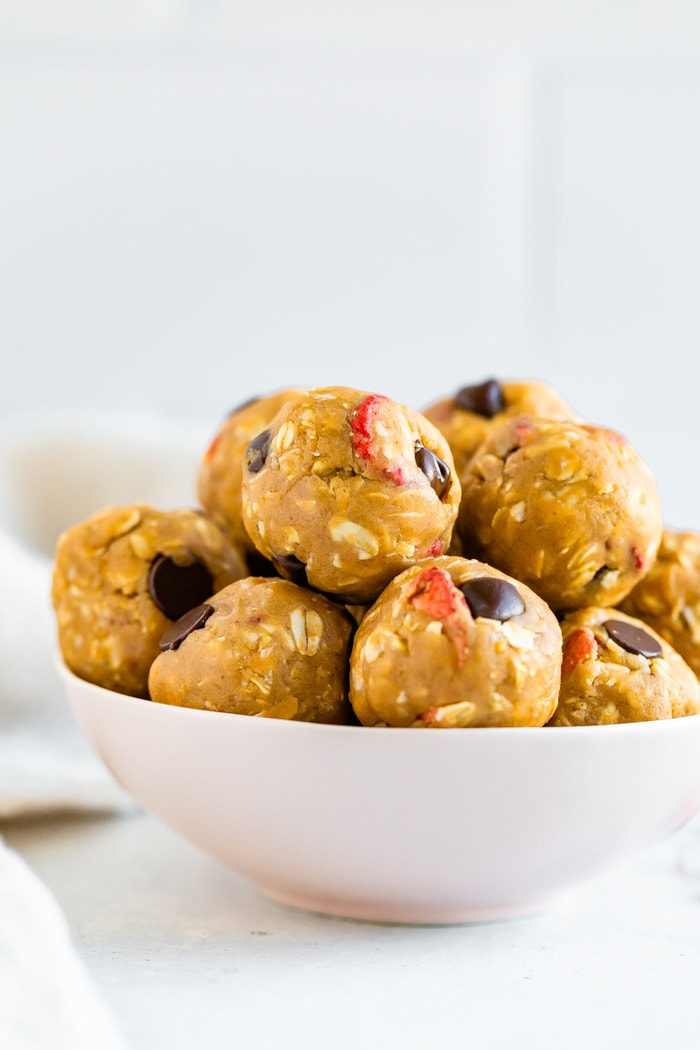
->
{"left": 423, "top": 539, "right": 444, "bottom": 558}
{"left": 350, "top": 394, "right": 406, "bottom": 484}
{"left": 562, "top": 627, "right": 597, "bottom": 675}
{"left": 630, "top": 545, "right": 645, "bottom": 571}
{"left": 407, "top": 566, "right": 470, "bottom": 665}
{"left": 408, "top": 566, "right": 463, "bottom": 619}
{"left": 515, "top": 420, "right": 535, "bottom": 444}
{"left": 584, "top": 424, "right": 627, "bottom": 446}
{"left": 351, "top": 394, "right": 388, "bottom": 463}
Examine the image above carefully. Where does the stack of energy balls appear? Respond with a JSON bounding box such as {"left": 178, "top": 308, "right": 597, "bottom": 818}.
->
{"left": 52, "top": 381, "right": 700, "bottom": 728}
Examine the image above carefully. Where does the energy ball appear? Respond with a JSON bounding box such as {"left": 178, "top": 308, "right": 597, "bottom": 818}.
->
{"left": 619, "top": 528, "right": 700, "bottom": 678}
{"left": 198, "top": 388, "right": 306, "bottom": 554}
{"left": 549, "top": 606, "right": 700, "bottom": 725}
{"left": 349, "top": 556, "right": 562, "bottom": 728}
{"left": 240, "top": 386, "right": 461, "bottom": 603}
{"left": 459, "top": 416, "right": 663, "bottom": 611}
{"left": 52, "top": 505, "right": 246, "bottom": 698}
{"left": 148, "top": 577, "right": 355, "bottom": 723}
{"left": 424, "top": 378, "right": 579, "bottom": 477}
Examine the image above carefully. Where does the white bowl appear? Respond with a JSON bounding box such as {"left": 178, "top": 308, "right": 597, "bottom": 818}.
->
{"left": 58, "top": 659, "right": 700, "bottom": 924}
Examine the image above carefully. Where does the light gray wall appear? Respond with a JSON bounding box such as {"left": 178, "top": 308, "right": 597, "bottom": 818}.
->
{"left": 2, "top": 2, "right": 699, "bottom": 523}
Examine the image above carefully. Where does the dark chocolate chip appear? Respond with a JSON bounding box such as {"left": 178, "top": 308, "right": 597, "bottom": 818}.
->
{"left": 415, "top": 444, "right": 451, "bottom": 499}
{"left": 148, "top": 554, "right": 215, "bottom": 621}
{"left": 271, "top": 553, "right": 307, "bottom": 586}
{"left": 603, "top": 619, "right": 663, "bottom": 659}
{"left": 245, "top": 429, "right": 272, "bottom": 473}
{"left": 454, "top": 379, "right": 505, "bottom": 418}
{"left": 459, "top": 576, "right": 525, "bottom": 622}
{"left": 159, "top": 603, "right": 215, "bottom": 651}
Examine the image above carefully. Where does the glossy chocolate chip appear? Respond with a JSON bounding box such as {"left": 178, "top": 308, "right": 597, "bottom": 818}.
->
{"left": 272, "top": 553, "right": 307, "bottom": 586}
{"left": 459, "top": 576, "right": 525, "bottom": 622}
{"left": 415, "top": 444, "right": 451, "bottom": 499}
{"left": 603, "top": 619, "right": 663, "bottom": 659}
{"left": 159, "top": 603, "right": 215, "bottom": 651}
{"left": 454, "top": 379, "right": 504, "bottom": 418}
{"left": 148, "top": 554, "right": 215, "bottom": 621}
{"left": 245, "top": 429, "right": 272, "bottom": 473}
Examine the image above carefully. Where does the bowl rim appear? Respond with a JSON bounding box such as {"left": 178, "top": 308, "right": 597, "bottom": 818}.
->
{"left": 56, "top": 655, "right": 700, "bottom": 740}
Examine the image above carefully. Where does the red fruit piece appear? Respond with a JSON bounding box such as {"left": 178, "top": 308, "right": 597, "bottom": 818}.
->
{"left": 562, "top": 627, "right": 597, "bottom": 675}
{"left": 350, "top": 394, "right": 406, "bottom": 484}
{"left": 515, "top": 421, "right": 535, "bottom": 444}
{"left": 408, "top": 566, "right": 463, "bottom": 620}
{"left": 630, "top": 546, "right": 645, "bottom": 571}
{"left": 407, "top": 566, "right": 470, "bottom": 665}
{"left": 584, "top": 424, "right": 627, "bottom": 446}
{"left": 424, "top": 539, "right": 444, "bottom": 558}
{"left": 351, "top": 394, "right": 388, "bottom": 462}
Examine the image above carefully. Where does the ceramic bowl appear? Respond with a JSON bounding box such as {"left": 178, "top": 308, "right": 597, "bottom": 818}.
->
{"left": 58, "top": 659, "right": 700, "bottom": 924}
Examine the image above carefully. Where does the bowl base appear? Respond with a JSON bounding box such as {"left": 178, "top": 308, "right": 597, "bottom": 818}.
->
{"left": 255, "top": 882, "right": 574, "bottom": 925}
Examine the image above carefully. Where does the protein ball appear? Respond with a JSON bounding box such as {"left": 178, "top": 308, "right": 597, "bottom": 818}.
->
{"left": 148, "top": 577, "right": 355, "bottom": 723}
{"left": 459, "top": 416, "right": 663, "bottom": 611}
{"left": 424, "top": 378, "right": 580, "bottom": 478}
{"left": 52, "top": 505, "right": 246, "bottom": 698}
{"left": 549, "top": 606, "right": 700, "bottom": 725}
{"left": 617, "top": 528, "right": 700, "bottom": 680}
{"left": 198, "top": 388, "right": 306, "bottom": 554}
{"left": 240, "top": 386, "right": 461, "bottom": 603}
{"left": 349, "top": 556, "right": 562, "bottom": 728}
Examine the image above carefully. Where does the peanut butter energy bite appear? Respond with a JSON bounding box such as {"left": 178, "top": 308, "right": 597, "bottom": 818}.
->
{"left": 198, "top": 388, "right": 306, "bottom": 553}
{"left": 148, "top": 577, "right": 355, "bottom": 723}
{"left": 549, "top": 606, "right": 700, "bottom": 725}
{"left": 53, "top": 505, "right": 246, "bottom": 698}
{"left": 240, "top": 386, "right": 461, "bottom": 603}
{"left": 424, "top": 378, "right": 579, "bottom": 477}
{"left": 619, "top": 528, "right": 700, "bottom": 678}
{"left": 349, "top": 556, "right": 562, "bottom": 728}
{"left": 459, "top": 416, "right": 663, "bottom": 611}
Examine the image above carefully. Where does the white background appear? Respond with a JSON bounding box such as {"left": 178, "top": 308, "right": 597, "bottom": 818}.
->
{"left": 2, "top": 1, "right": 700, "bottom": 524}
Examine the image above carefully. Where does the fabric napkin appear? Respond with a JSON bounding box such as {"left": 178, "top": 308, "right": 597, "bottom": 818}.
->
{"left": 0, "top": 837, "right": 129, "bottom": 1050}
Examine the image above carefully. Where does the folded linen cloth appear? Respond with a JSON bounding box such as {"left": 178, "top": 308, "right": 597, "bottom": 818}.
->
{"left": 0, "top": 837, "right": 129, "bottom": 1050}
{"left": 0, "top": 409, "right": 210, "bottom": 818}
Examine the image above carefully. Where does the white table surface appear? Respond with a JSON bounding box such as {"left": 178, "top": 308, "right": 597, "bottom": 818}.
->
{"left": 4, "top": 808, "right": 700, "bottom": 1050}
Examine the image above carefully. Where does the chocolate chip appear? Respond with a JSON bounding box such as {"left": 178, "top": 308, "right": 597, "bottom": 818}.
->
{"left": 415, "top": 444, "right": 451, "bottom": 499}
{"left": 459, "top": 576, "right": 525, "bottom": 622}
{"left": 454, "top": 379, "right": 504, "bottom": 418}
{"left": 245, "top": 429, "right": 272, "bottom": 473}
{"left": 148, "top": 554, "right": 214, "bottom": 620}
{"left": 271, "top": 553, "right": 307, "bottom": 585}
{"left": 159, "top": 603, "right": 215, "bottom": 651}
{"left": 603, "top": 619, "right": 663, "bottom": 659}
